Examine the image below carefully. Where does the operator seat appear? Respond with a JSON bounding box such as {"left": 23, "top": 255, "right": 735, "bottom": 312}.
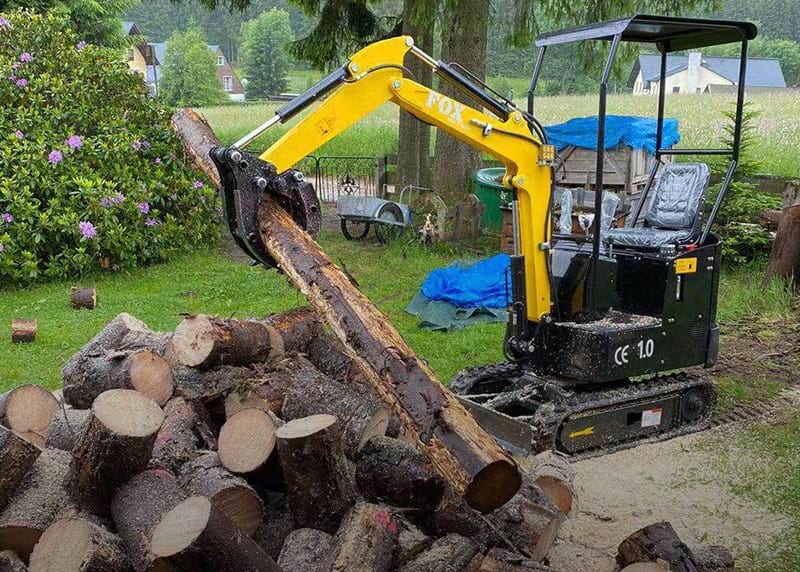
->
{"left": 606, "top": 162, "right": 710, "bottom": 248}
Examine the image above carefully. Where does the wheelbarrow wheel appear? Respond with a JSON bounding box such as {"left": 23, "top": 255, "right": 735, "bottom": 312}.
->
{"left": 374, "top": 203, "right": 406, "bottom": 243}
{"left": 340, "top": 219, "right": 371, "bottom": 241}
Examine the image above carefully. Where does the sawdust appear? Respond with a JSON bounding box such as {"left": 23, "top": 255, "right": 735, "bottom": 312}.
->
{"left": 545, "top": 424, "right": 793, "bottom": 572}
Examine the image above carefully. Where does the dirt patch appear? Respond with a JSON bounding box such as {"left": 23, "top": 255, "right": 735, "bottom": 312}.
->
{"left": 546, "top": 421, "right": 794, "bottom": 572}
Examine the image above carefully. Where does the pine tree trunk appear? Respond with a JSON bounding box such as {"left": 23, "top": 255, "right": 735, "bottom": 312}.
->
{"left": 431, "top": 0, "right": 490, "bottom": 204}
{"left": 397, "top": 0, "right": 434, "bottom": 191}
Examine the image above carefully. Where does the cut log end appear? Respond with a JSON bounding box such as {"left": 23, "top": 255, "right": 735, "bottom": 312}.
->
{"left": 10, "top": 320, "right": 37, "bottom": 344}
{"left": 218, "top": 408, "right": 277, "bottom": 474}
{"left": 93, "top": 389, "right": 164, "bottom": 438}
{"left": 28, "top": 517, "right": 128, "bottom": 572}
{"left": 151, "top": 496, "right": 212, "bottom": 558}
{"left": 465, "top": 459, "right": 522, "bottom": 514}
{"left": 167, "top": 315, "right": 218, "bottom": 368}
{"left": 275, "top": 413, "right": 337, "bottom": 440}
{"left": 129, "top": 351, "right": 174, "bottom": 406}
{"left": 69, "top": 287, "right": 97, "bottom": 310}
{"left": 0, "top": 385, "right": 58, "bottom": 438}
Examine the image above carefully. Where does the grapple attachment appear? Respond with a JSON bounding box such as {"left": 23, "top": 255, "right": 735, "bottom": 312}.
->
{"left": 210, "top": 147, "right": 321, "bottom": 268}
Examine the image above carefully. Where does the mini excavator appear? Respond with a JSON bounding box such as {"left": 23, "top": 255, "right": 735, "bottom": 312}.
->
{"left": 211, "top": 15, "right": 756, "bottom": 458}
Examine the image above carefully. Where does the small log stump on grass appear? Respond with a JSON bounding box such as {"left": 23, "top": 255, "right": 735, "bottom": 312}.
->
{"left": 69, "top": 288, "right": 97, "bottom": 310}
{"left": 10, "top": 320, "right": 36, "bottom": 344}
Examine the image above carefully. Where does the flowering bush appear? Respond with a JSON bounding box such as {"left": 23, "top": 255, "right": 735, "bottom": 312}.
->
{"left": 0, "top": 11, "right": 219, "bottom": 285}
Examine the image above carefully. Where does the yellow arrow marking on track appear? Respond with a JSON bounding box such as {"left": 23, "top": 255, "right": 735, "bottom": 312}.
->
{"left": 569, "top": 426, "right": 594, "bottom": 438}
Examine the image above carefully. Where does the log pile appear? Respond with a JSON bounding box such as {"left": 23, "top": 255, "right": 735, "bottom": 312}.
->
{"left": 0, "top": 309, "right": 574, "bottom": 570}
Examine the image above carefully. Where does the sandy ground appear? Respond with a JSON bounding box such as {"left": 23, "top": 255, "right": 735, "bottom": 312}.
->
{"left": 545, "top": 423, "right": 793, "bottom": 572}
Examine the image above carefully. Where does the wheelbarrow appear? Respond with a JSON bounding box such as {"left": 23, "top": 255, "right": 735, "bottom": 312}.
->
{"left": 336, "top": 195, "right": 412, "bottom": 243}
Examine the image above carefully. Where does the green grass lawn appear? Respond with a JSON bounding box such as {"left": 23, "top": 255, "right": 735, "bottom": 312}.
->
{"left": 199, "top": 90, "right": 800, "bottom": 178}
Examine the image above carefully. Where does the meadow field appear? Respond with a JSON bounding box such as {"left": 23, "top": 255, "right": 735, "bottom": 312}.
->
{"left": 200, "top": 88, "right": 799, "bottom": 178}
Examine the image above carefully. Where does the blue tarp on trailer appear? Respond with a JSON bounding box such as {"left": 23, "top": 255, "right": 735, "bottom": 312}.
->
{"left": 544, "top": 115, "right": 681, "bottom": 154}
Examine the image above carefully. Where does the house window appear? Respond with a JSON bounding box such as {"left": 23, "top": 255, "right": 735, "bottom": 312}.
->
{"left": 128, "top": 49, "right": 135, "bottom": 62}
{"left": 217, "top": 55, "right": 224, "bottom": 66}
{"left": 223, "top": 76, "right": 233, "bottom": 92}
{"left": 672, "top": 86, "right": 680, "bottom": 93}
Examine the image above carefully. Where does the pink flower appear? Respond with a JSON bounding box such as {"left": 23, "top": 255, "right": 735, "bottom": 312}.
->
{"left": 112, "top": 192, "right": 125, "bottom": 204}
{"left": 13, "top": 130, "right": 23, "bottom": 139}
{"left": 19, "top": 52, "right": 32, "bottom": 63}
{"left": 145, "top": 218, "right": 160, "bottom": 227}
{"left": 137, "top": 202, "right": 150, "bottom": 214}
{"left": 193, "top": 180, "right": 204, "bottom": 189}
{"left": 0, "top": 17, "right": 11, "bottom": 29}
{"left": 48, "top": 150, "right": 63, "bottom": 164}
{"left": 0, "top": 244, "right": 5, "bottom": 253}
{"left": 131, "top": 140, "right": 142, "bottom": 151}
{"left": 15, "top": 78, "right": 27, "bottom": 88}
{"left": 154, "top": 157, "right": 162, "bottom": 164}
{"left": 79, "top": 221, "right": 96, "bottom": 239}
{"left": 2, "top": 212, "right": 13, "bottom": 224}
{"left": 66, "top": 135, "right": 82, "bottom": 150}
{"left": 99, "top": 197, "right": 113, "bottom": 208}
{"left": 76, "top": 41, "right": 87, "bottom": 51}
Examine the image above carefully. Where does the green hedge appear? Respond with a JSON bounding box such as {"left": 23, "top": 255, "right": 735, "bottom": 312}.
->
{"left": 0, "top": 11, "right": 219, "bottom": 286}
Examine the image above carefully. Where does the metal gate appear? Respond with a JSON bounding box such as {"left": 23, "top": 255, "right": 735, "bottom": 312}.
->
{"left": 294, "top": 156, "right": 386, "bottom": 203}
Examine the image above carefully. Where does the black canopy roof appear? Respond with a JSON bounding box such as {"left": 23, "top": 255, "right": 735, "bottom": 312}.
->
{"left": 535, "top": 14, "right": 757, "bottom": 52}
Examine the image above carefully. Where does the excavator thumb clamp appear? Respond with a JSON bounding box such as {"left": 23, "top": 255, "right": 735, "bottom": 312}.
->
{"left": 210, "top": 146, "right": 321, "bottom": 268}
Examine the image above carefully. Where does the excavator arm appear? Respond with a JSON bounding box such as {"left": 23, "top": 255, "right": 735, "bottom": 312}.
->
{"left": 211, "top": 36, "right": 554, "bottom": 323}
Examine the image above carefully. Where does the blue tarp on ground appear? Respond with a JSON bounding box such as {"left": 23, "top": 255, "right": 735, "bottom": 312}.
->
{"left": 421, "top": 254, "right": 511, "bottom": 309}
{"left": 543, "top": 115, "right": 681, "bottom": 154}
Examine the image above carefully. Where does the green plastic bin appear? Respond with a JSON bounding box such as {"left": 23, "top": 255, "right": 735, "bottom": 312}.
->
{"left": 473, "top": 167, "right": 512, "bottom": 231}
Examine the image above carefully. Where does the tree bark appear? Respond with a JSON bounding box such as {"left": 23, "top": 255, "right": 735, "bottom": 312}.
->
{"left": 0, "top": 550, "right": 26, "bottom": 572}
{"left": 0, "top": 426, "right": 41, "bottom": 513}
{"left": 223, "top": 364, "right": 300, "bottom": 418}
{"left": 691, "top": 544, "right": 734, "bottom": 571}
{"left": 764, "top": 204, "right": 800, "bottom": 287}
{"left": 252, "top": 492, "right": 293, "bottom": 561}
{"left": 218, "top": 408, "right": 277, "bottom": 475}
{"left": 62, "top": 349, "right": 173, "bottom": 409}
{"left": 28, "top": 516, "right": 129, "bottom": 572}
{"left": 393, "top": 515, "right": 432, "bottom": 568}
{"left": 526, "top": 451, "right": 575, "bottom": 515}
{"left": 277, "top": 528, "right": 332, "bottom": 572}
{"left": 398, "top": 534, "right": 480, "bottom": 572}
{"left": 616, "top": 522, "right": 699, "bottom": 572}
{"left": 282, "top": 360, "right": 389, "bottom": 459}
{"left": 10, "top": 320, "right": 36, "bottom": 344}
{"left": 150, "top": 397, "right": 201, "bottom": 473}
{"left": 178, "top": 452, "right": 264, "bottom": 536}
{"left": 0, "top": 385, "right": 58, "bottom": 447}
{"left": 397, "top": 0, "right": 434, "bottom": 190}
{"left": 62, "top": 313, "right": 170, "bottom": 366}
{"left": 303, "top": 332, "right": 370, "bottom": 387}
{"left": 431, "top": 0, "right": 490, "bottom": 204}
{"left": 275, "top": 414, "right": 356, "bottom": 533}
{"left": 112, "top": 469, "right": 280, "bottom": 572}
{"left": 69, "top": 287, "right": 97, "bottom": 310}
{"left": 45, "top": 408, "right": 92, "bottom": 451}
{"left": 70, "top": 390, "right": 165, "bottom": 515}
{"left": 171, "top": 108, "right": 520, "bottom": 513}
{"left": 0, "top": 449, "right": 75, "bottom": 560}
{"left": 322, "top": 502, "right": 399, "bottom": 572}
{"left": 356, "top": 436, "right": 445, "bottom": 509}
{"left": 478, "top": 550, "right": 558, "bottom": 571}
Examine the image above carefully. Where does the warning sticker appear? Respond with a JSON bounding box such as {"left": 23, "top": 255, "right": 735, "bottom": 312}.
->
{"left": 641, "top": 408, "right": 663, "bottom": 428}
{"left": 675, "top": 258, "right": 697, "bottom": 274}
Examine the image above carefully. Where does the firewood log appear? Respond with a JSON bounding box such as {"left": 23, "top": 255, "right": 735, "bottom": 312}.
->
{"left": 393, "top": 515, "right": 432, "bottom": 569}
{"left": 275, "top": 414, "right": 356, "bottom": 533}
{"left": 764, "top": 204, "right": 800, "bottom": 286}
{"left": 398, "top": 534, "right": 480, "bottom": 572}
{"left": 224, "top": 367, "right": 296, "bottom": 417}
{"left": 616, "top": 522, "right": 699, "bottom": 572}
{"left": 167, "top": 307, "right": 322, "bottom": 369}
{"left": 252, "top": 493, "right": 293, "bottom": 561}
{"left": 171, "top": 108, "right": 520, "bottom": 512}
{"left": 150, "top": 397, "right": 201, "bottom": 473}
{"left": 62, "top": 349, "right": 173, "bottom": 409}
{"left": 69, "top": 287, "right": 97, "bottom": 310}
{"left": 691, "top": 544, "right": 734, "bottom": 571}
{"left": 277, "top": 528, "right": 332, "bottom": 572}
{"left": 0, "top": 449, "right": 74, "bottom": 560}
{"left": 0, "top": 385, "right": 58, "bottom": 447}
{"left": 70, "top": 390, "right": 165, "bottom": 515}
{"left": 112, "top": 469, "right": 280, "bottom": 572}
{"left": 28, "top": 516, "right": 129, "bottom": 571}
{"left": 478, "top": 550, "right": 558, "bottom": 571}
{"left": 0, "top": 550, "right": 26, "bottom": 572}
{"left": 434, "top": 478, "right": 562, "bottom": 561}
{"left": 10, "top": 320, "right": 36, "bottom": 344}
{"left": 178, "top": 452, "right": 264, "bottom": 536}
{"left": 355, "top": 436, "right": 445, "bottom": 509}
{"left": 282, "top": 361, "right": 389, "bottom": 459}
{"left": 62, "top": 313, "right": 170, "bottom": 363}
{"left": 527, "top": 451, "right": 575, "bottom": 515}
{"left": 322, "top": 502, "right": 399, "bottom": 572}
{"left": 218, "top": 408, "right": 277, "bottom": 475}
{"left": 45, "top": 408, "right": 91, "bottom": 451}
{"left": 0, "top": 426, "right": 41, "bottom": 513}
